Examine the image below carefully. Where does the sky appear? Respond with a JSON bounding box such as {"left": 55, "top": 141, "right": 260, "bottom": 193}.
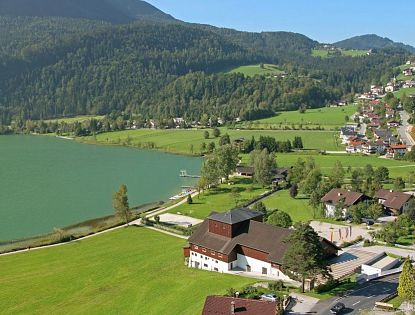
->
{"left": 147, "top": 0, "right": 415, "bottom": 46}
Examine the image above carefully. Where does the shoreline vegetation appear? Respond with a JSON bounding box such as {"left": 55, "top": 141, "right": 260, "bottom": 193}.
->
{"left": 0, "top": 201, "right": 163, "bottom": 254}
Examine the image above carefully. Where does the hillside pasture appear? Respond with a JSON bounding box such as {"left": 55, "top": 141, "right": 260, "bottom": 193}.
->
{"left": 44, "top": 115, "right": 105, "bottom": 123}
{"left": 0, "top": 228, "right": 253, "bottom": 315}
{"left": 79, "top": 128, "right": 343, "bottom": 153}
{"left": 241, "top": 105, "right": 357, "bottom": 129}
{"left": 226, "top": 63, "right": 284, "bottom": 77}
{"left": 394, "top": 87, "right": 415, "bottom": 99}
{"left": 311, "top": 49, "right": 367, "bottom": 58}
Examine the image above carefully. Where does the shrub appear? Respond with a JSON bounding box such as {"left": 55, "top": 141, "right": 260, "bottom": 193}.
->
{"left": 314, "top": 278, "right": 339, "bottom": 293}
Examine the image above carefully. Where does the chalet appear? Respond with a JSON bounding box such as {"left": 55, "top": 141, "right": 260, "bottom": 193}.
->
{"left": 236, "top": 166, "right": 254, "bottom": 177}
{"left": 370, "top": 85, "right": 384, "bottom": 96}
{"left": 387, "top": 121, "right": 400, "bottom": 128}
{"left": 403, "top": 80, "right": 415, "bottom": 89}
{"left": 375, "top": 189, "right": 413, "bottom": 215}
{"left": 373, "top": 129, "right": 398, "bottom": 145}
{"left": 387, "top": 144, "right": 408, "bottom": 158}
{"left": 368, "top": 119, "right": 381, "bottom": 128}
{"left": 271, "top": 168, "right": 289, "bottom": 188}
{"left": 403, "top": 69, "right": 413, "bottom": 76}
{"left": 385, "top": 83, "right": 395, "bottom": 93}
{"left": 362, "top": 142, "right": 378, "bottom": 155}
{"left": 184, "top": 208, "right": 339, "bottom": 281}
{"left": 340, "top": 127, "right": 357, "bottom": 144}
{"left": 321, "top": 189, "right": 367, "bottom": 217}
{"left": 202, "top": 296, "right": 277, "bottom": 315}
{"left": 385, "top": 109, "right": 395, "bottom": 119}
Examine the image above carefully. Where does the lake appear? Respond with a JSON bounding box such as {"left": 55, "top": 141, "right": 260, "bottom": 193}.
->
{"left": 0, "top": 135, "right": 202, "bottom": 241}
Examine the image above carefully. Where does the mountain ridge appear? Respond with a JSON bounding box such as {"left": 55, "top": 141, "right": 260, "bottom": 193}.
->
{"left": 334, "top": 34, "right": 415, "bottom": 53}
{"left": 0, "top": 0, "right": 175, "bottom": 24}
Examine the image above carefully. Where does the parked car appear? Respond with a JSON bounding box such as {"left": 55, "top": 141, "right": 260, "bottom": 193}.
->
{"left": 330, "top": 302, "right": 345, "bottom": 314}
{"left": 260, "top": 294, "right": 277, "bottom": 302}
{"left": 362, "top": 218, "right": 374, "bottom": 225}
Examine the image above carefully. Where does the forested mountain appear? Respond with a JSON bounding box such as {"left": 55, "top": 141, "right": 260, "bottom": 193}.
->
{"left": 0, "top": 0, "right": 174, "bottom": 24}
{"left": 0, "top": 2, "right": 410, "bottom": 125}
{"left": 335, "top": 34, "right": 415, "bottom": 53}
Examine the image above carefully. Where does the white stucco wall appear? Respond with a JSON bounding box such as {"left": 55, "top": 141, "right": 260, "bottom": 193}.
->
{"left": 188, "top": 251, "right": 229, "bottom": 273}
{"left": 236, "top": 253, "right": 271, "bottom": 274}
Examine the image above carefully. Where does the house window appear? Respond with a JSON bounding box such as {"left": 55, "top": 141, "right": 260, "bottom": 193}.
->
{"left": 262, "top": 267, "right": 267, "bottom": 275}
{"left": 204, "top": 264, "right": 208, "bottom": 268}
{"left": 214, "top": 267, "right": 218, "bottom": 272}
{"left": 215, "top": 260, "right": 218, "bottom": 263}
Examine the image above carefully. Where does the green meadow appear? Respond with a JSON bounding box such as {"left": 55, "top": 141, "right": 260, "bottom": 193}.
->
{"left": 0, "top": 228, "right": 253, "bottom": 315}
{"left": 226, "top": 64, "right": 284, "bottom": 77}
{"left": 311, "top": 49, "right": 368, "bottom": 58}
{"left": 170, "top": 177, "right": 267, "bottom": 219}
{"left": 79, "top": 128, "right": 343, "bottom": 153}
{"left": 242, "top": 105, "right": 357, "bottom": 129}
{"left": 394, "top": 87, "right": 415, "bottom": 99}
{"left": 44, "top": 115, "right": 105, "bottom": 124}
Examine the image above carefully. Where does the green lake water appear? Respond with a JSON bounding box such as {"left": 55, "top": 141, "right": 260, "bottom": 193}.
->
{"left": 0, "top": 135, "right": 202, "bottom": 241}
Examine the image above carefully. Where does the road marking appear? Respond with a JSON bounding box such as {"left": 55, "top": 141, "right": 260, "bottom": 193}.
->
{"left": 352, "top": 301, "right": 361, "bottom": 306}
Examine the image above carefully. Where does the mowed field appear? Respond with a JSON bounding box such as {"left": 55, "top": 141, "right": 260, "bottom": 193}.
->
{"left": 226, "top": 64, "right": 284, "bottom": 77}
{"left": 79, "top": 128, "right": 343, "bottom": 153}
{"left": 243, "top": 105, "right": 357, "bottom": 129}
{"left": 311, "top": 49, "right": 368, "bottom": 58}
{"left": 170, "top": 177, "right": 267, "bottom": 219}
{"left": 44, "top": 115, "right": 104, "bottom": 123}
{"left": 0, "top": 228, "right": 253, "bottom": 315}
{"left": 394, "top": 87, "right": 415, "bottom": 99}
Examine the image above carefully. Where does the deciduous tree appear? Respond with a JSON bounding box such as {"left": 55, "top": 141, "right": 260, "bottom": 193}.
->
{"left": 112, "top": 184, "right": 131, "bottom": 224}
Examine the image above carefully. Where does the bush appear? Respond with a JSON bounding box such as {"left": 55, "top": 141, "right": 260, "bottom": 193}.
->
{"left": 314, "top": 278, "right": 339, "bottom": 293}
{"left": 269, "top": 280, "right": 285, "bottom": 291}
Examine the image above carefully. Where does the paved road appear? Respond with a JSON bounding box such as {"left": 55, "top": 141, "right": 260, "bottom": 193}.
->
{"left": 398, "top": 111, "right": 415, "bottom": 146}
{"left": 311, "top": 274, "right": 399, "bottom": 315}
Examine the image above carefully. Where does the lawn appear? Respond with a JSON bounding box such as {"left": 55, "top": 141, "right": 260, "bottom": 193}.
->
{"left": 396, "top": 235, "right": 415, "bottom": 246}
{"left": 226, "top": 63, "right": 284, "bottom": 77}
{"left": 0, "top": 228, "right": 254, "bottom": 315}
{"left": 44, "top": 115, "right": 104, "bottom": 123}
{"left": 387, "top": 295, "right": 404, "bottom": 308}
{"left": 242, "top": 105, "right": 357, "bottom": 130}
{"left": 79, "top": 128, "right": 343, "bottom": 154}
{"left": 261, "top": 190, "right": 316, "bottom": 223}
{"left": 311, "top": 49, "right": 367, "bottom": 58}
{"left": 171, "top": 177, "right": 267, "bottom": 219}
{"left": 394, "top": 87, "right": 415, "bottom": 99}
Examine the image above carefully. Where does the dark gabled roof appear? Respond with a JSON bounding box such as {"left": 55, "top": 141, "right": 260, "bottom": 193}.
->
{"left": 236, "top": 166, "right": 254, "bottom": 175}
{"left": 208, "top": 208, "right": 262, "bottom": 225}
{"left": 202, "top": 296, "right": 276, "bottom": 315}
{"left": 188, "top": 218, "right": 293, "bottom": 264}
{"left": 374, "top": 189, "right": 412, "bottom": 209}
{"left": 321, "top": 188, "right": 365, "bottom": 206}
{"left": 340, "top": 127, "right": 357, "bottom": 136}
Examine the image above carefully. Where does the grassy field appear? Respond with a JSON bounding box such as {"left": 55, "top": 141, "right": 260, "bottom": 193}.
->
{"left": 79, "top": 128, "right": 343, "bottom": 153}
{"left": 394, "top": 87, "right": 415, "bottom": 99}
{"left": 171, "top": 177, "right": 267, "bottom": 219}
{"left": 0, "top": 228, "right": 254, "bottom": 315}
{"left": 226, "top": 64, "right": 284, "bottom": 77}
{"left": 240, "top": 152, "right": 415, "bottom": 179}
{"left": 311, "top": 49, "right": 367, "bottom": 58}
{"left": 262, "top": 190, "right": 316, "bottom": 222}
{"left": 44, "top": 115, "right": 104, "bottom": 123}
{"left": 241, "top": 105, "right": 357, "bottom": 129}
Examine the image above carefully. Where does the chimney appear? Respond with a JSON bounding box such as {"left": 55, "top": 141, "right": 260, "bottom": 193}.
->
{"left": 337, "top": 192, "right": 341, "bottom": 197}
{"left": 390, "top": 189, "right": 393, "bottom": 193}
{"left": 235, "top": 292, "right": 240, "bottom": 298}
{"left": 231, "top": 301, "right": 235, "bottom": 315}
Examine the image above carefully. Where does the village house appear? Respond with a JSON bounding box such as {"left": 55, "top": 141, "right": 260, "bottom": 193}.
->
{"left": 374, "top": 189, "right": 413, "bottom": 215}
{"left": 403, "top": 68, "right": 413, "bottom": 76}
{"left": 184, "top": 208, "right": 339, "bottom": 281}
{"left": 235, "top": 166, "right": 254, "bottom": 177}
{"left": 340, "top": 126, "right": 357, "bottom": 144}
{"left": 386, "top": 120, "right": 400, "bottom": 128}
{"left": 321, "top": 188, "right": 368, "bottom": 217}
{"left": 387, "top": 144, "right": 408, "bottom": 158}
{"left": 202, "top": 296, "right": 277, "bottom": 315}
{"left": 385, "top": 82, "right": 395, "bottom": 93}
{"left": 370, "top": 85, "right": 384, "bottom": 96}
{"left": 373, "top": 129, "right": 398, "bottom": 145}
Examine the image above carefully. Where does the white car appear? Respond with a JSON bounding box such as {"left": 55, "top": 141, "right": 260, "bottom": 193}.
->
{"left": 260, "top": 294, "right": 277, "bottom": 302}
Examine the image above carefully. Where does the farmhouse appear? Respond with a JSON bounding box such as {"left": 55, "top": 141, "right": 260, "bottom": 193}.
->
{"left": 184, "top": 208, "right": 338, "bottom": 281}
{"left": 340, "top": 127, "right": 357, "bottom": 143}
{"left": 387, "top": 144, "right": 408, "bottom": 158}
{"left": 236, "top": 166, "right": 254, "bottom": 177}
{"left": 202, "top": 296, "right": 277, "bottom": 315}
{"left": 321, "top": 188, "right": 367, "bottom": 217}
{"left": 375, "top": 189, "right": 413, "bottom": 215}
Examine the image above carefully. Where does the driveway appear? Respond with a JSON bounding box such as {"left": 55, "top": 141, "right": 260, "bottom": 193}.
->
{"left": 358, "top": 245, "right": 415, "bottom": 260}
{"left": 398, "top": 111, "right": 415, "bottom": 146}
{"left": 311, "top": 274, "right": 399, "bottom": 315}
{"left": 286, "top": 293, "right": 320, "bottom": 315}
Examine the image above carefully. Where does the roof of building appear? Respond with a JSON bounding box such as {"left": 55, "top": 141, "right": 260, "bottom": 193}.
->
{"left": 340, "top": 127, "right": 357, "bottom": 136}
{"left": 208, "top": 208, "right": 262, "bottom": 225}
{"left": 370, "top": 255, "right": 398, "bottom": 269}
{"left": 236, "top": 166, "right": 254, "bottom": 175}
{"left": 202, "top": 296, "right": 276, "bottom": 315}
{"left": 189, "top": 216, "right": 293, "bottom": 264}
{"left": 321, "top": 188, "right": 365, "bottom": 206}
{"left": 374, "top": 189, "right": 412, "bottom": 210}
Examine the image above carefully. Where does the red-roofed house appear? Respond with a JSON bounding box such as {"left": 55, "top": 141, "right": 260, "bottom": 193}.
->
{"left": 321, "top": 189, "right": 368, "bottom": 217}
{"left": 184, "top": 208, "right": 339, "bottom": 281}
{"left": 388, "top": 144, "right": 407, "bottom": 158}
{"left": 202, "top": 296, "right": 276, "bottom": 315}
{"left": 375, "top": 189, "right": 413, "bottom": 215}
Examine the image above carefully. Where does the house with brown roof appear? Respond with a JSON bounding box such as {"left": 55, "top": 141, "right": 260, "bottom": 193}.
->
{"left": 202, "top": 296, "right": 277, "bottom": 315}
{"left": 184, "top": 208, "right": 339, "bottom": 282}
{"left": 321, "top": 189, "right": 368, "bottom": 217}
{"left": 374, "top": 189, "right": 413, "bottom": 215}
